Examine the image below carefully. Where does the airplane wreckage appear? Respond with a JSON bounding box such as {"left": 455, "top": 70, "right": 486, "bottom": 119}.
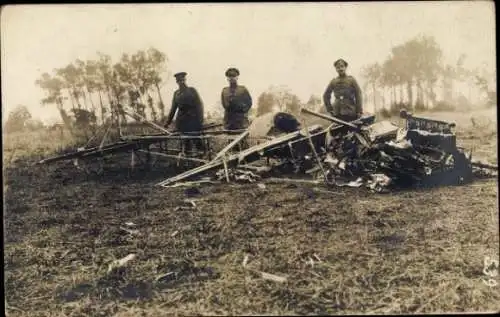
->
{"left": 37, "top": 108, "right": 497, "bottom": 193}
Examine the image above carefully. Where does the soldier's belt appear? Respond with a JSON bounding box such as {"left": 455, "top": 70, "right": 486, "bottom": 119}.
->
{"left": 335, "top": 96, "right": 354, "bottom": 101}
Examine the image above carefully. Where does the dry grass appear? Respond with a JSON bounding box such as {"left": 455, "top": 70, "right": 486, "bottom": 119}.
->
{"left": 3, "top": 108, "right": 499, "bottom": 316}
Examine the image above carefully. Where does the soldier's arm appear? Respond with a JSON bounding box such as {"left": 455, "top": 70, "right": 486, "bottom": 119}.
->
{"left": 165, "top": 93, "right": 178, "bottom": 126}
{"left": 192, "top": 88, "right": 204, "bottom": 122}
{"left": 352, "top": 77, "right": 363, "bottom": 115}
{"left": 240, "top": 86, "right": 253, "bottom": 112}
{"left": 323, "top": 81, "right": 335, "bottom": 113}
{"left": 221, "top": 89, "right": 228, "bottom": 110}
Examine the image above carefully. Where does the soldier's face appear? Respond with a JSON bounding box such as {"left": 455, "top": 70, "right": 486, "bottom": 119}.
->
{"left": 227, "top": 76, "right": 238, "bottom": 85}
{"left": 176, "top": 78, "right": 186, "bottom": 87}
{"left": 335, "top": 63, "right": 347, "bottom": 76}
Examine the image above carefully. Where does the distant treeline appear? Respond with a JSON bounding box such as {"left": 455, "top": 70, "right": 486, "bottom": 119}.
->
{"left": 360, "top": 34, "right": 496, "bottom": 117}
{"left": 33, "top": 35, "right": 496, "bottom": 132}
{"left": 252, "top": 35, "right": 496, "bottom": 119}
{"left": 35, "top": 47, "right": 169, "bottom": 130}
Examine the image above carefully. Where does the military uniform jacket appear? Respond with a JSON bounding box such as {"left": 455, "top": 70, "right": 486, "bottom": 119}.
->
{"left": 221, "top": 85, "right": 253, "bottom": 130}
{"left": 166, "top": 87, "right": 204, "bottom": 132}
{"left": 323, "top": 75, "right": 363, "bottom": 117}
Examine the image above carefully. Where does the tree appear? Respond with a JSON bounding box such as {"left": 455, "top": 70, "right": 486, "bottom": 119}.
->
{"left": 416, "top": 35, "right": 442, "bottom": 108}
{"left": 256, "top": 91, "right": 275, "bottom": 116}
{"left": 255, "top": 86, "right": 302, "bottom": 116}
{"left": 4, "top": 105, "right": 32, "bottom": 133}
{"left": 36, "top": 47, "right": 170, "bottom": 127}
{"left": 35, "top": 72, "right": 73, "bottom": 129}
{"left": 96, "top": 52, "right": 116, "bottom": 121}
{"left": 474, "top": 71, "right": 497, "bottom": 107}
{"left": 361, "top": 63, "right": 382, "bottom": 112}
{"left": 304, "top": 94, "right": 322, "bottom": 111}
{"left": 364, "top": 34, "right": 444, "bottom": 114}
{"left": 56, "top": 63, "right": 82, "bottom": 110}
{"left": 268, "top": 86, "right": 302, "bottom": 115}
{"left": 72, "top": 108, "right": 97, "bottom": 130}
{"left": 146, "top": 47, "right": 168, "bottom": 119}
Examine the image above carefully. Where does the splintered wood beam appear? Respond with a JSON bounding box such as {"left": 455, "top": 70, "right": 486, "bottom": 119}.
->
{"left": 37, "top": 141, "right": 130, "bottom": 165}
{"left": 169, "top": 122, "right": 224, "bottom": 133}
{"left": 80, "top": 143, "right": 139, "bottom": 158}
{"left": 136, "top": 149, "right": 209, "bottom": 164}
{"left": 301, "top": 119, "right": 329, "bottom": 184}
{"left": 300, "top": 108, "right": 359, "bottom": 129}
{"left": 263, "top": 178, "right": 321, "bottom": 185}
{"left": 235, "top": 125, "right": 322, "bottom": 160}
{"left": 222, "top": 155, "right": 231, "bottom": 182}
{"left": 211, "top": 130, "right": 250, "bottom": 162}
{"left": 99, "top": 121, "right": 113, "bottom": 150}
{"left": 122, "top": 109, "right": 172, "bottom": 135}
{"left": 157, "top": 157, "right": 226, "bottom": 186}
{"left": 157, "top": 125, "right": 322, "bottom": 187}
{"left": 121, "top": 135, "right": 213, "bottom": 142}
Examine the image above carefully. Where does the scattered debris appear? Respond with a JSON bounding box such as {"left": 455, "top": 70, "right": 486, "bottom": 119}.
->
{"left": 313, "top": 253, "right": 322, "bottom": 262}
{"left": 174, "top": 199, "right": 198, "bottom": 212}
{"left": 37, "top": 107, "right": 497, "bottom": 193}
{"left": 155, "top": 272, "right": 177, "bottom": 283}
{"left": 264, "top": 178, "right": 321, "bottom": 185}
{"left": 164, "top": 180, "right": 219, "bottom": 188}
{"left": 257, "top": 183, "right": 266, "bottom": 190}
{"left": 259, "top": 271, "right": 288, "bottom": 283}
{"left": 119, "top": 226, "right": 140, "bottom": 235}
{"left": 215, "top": 168, "right": 261, "bottom": 183}
{"left": 107, "top": 254, "right": 136, "bottom": 274}
{"left": 242, "top": 254, "right": 250, "bottom": 267}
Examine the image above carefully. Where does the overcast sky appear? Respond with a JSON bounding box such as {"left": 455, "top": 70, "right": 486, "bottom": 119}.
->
{"left": 1, "top": 2, "right": 496, "bottom": 124}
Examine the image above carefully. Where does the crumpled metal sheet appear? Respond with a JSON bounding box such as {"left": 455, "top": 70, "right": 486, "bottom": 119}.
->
{"left": 317, "top": 119, "right": 473, "bottom": 189}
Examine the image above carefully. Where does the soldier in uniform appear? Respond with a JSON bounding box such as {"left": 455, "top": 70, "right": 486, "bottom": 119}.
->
{"left": 323, "top": 58, "right": 363, "bottom": 122}
{"left": 165, "top": 72, "right": 205, "bottom": 154}
{"left": 220, "top": 68, "right": 253, "bottom": 131}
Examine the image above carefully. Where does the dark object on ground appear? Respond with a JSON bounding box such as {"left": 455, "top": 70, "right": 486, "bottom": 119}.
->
{"left": 273, "top": 112, "right": 300, "bottom": 133}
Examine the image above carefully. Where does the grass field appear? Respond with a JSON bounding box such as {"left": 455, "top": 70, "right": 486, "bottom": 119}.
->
{"left": 3, "top": 108, "right": 499, "bottom": 316}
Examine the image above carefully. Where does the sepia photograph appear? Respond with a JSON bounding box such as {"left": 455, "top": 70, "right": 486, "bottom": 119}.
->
{"left": 2, "top": 2, "right": 498, "bottom": 315}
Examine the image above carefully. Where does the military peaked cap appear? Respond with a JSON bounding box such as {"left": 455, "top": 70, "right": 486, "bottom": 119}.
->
{"left": 225, "top": 68, "right": 240, "bottom": 77}
{"left": 334, "top": 59, "right": 348, "bottom": 67}
{"left": 174, "top": 72, "right": 187, "bottom": 79}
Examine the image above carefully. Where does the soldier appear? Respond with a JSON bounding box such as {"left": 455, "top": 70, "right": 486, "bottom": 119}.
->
{"left": 165, "top": 72, "right": 205, "bottom": 154}
{"left": 323, "top": 58, "right": 363, "bottom": 122}
{"left": 221, "top": 67, "right": 253, "bottom": 131}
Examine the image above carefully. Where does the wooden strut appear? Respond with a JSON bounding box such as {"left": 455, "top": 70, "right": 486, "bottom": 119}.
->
{"left": 300, "top": 119, "right": 329, "bottom": 184}
{"left": 99, "top": 119, "right": 114, "bottom": 150}
{"left": 136, "top": 149, "right": 209, "bottom": 164}
{"left": 122, "top": 109, "right": 172, "bottom": 135}
{"left": 211, "top": 130, "right": 250, "bottom": 162}
{"left": 84, "top": 117, "right": 110, "bottom": 148}
{"left": 156, "top": 125, "right": 323, "bottom": 187}
{"left": 300, "top": 108, "right": 360, "bottom": 130}
{"left": 263, "top": 177, "right": 321, "bottom": 185}
{"left": 222, "top": 155, "right": 231, "bottom": 182}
